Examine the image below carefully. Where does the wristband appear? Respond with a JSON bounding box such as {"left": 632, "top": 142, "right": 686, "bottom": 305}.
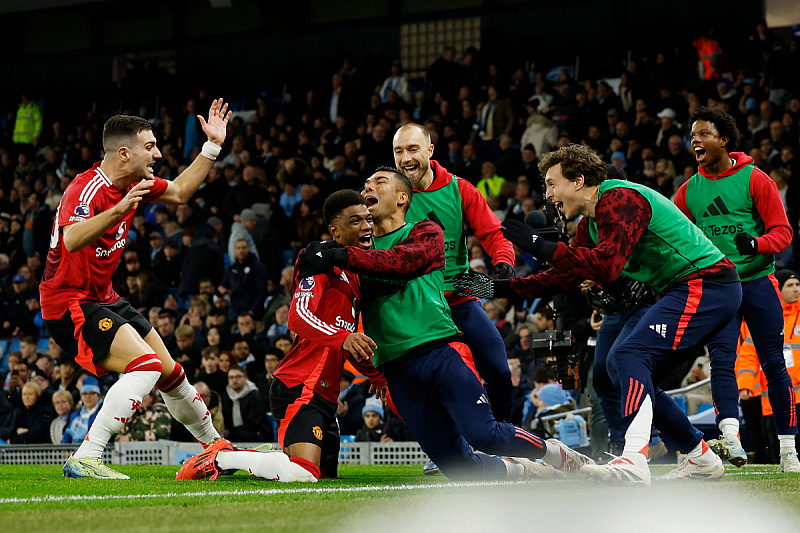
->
{"left": 201, "top": 141, "right": 222, "bottom": 160}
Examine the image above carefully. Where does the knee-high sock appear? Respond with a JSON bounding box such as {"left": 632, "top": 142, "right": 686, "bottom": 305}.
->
{"left": 158, "top": 362, "right": 219, "bottom": 445}
{"left": 215, "top": 451, "right": 319, "bottom": 482}
{"left": 74, "top": 355, "right": 162, "bottom": 459}
{"left": 622, "top": 393, "right": 653, "bottom": 468}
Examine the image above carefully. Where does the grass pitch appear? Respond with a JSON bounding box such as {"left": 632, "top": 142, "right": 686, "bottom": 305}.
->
{"left": 1, "top": 464, "right": 799, "bottom": 533}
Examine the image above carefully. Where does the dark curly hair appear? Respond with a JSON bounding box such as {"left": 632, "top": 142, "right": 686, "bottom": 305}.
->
{"left": 538, "top": 144, "right": 607, "bottom": 186}
{"left": 689, "top": 106, "right": 739, "bottom": 152}
{"left": 322, "top": 189, "right": 367, "bottom": 226}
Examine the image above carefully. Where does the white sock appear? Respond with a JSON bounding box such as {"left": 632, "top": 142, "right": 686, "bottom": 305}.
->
{"left": 778, "top": 435, "right": 796, "bottom": 455}
{"left": 502, "top": 458, "right": 525, "bottom": 478}
{"left": 74, "top": 369, "right": 160, "bottom": 459}
{"left": 160, "top": 375, "right": 219, "bottom": 445}
{"left": 686, "top": 440, "right": 716, "bottom": 464}
{"left": 622, "top": 394, "right": 652, "bottom": 467}
{"left": 216, "top": 451, "right": 318, "bottom": 482}
{"left": 719, "top": 418, "right": 739, "bottom": 442}
{"left": 542, "top": 441, "right": 565, "bottom": 467}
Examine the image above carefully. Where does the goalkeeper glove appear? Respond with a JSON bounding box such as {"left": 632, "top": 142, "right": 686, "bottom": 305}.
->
{"left": 454, "top": 269, "right": 511, "bottom": 299}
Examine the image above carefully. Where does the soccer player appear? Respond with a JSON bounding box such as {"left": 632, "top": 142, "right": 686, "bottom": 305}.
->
{"left": 393, "top": 124, "right": 516, "bottom": 421}
{"left": 674, "top": 107, "right": 799, "bottom": 473}
{"left": 177, "top": 190, "right": 387, "bottom": 482}
{"left": 297, "top": 168, "right": 593, "bottom": 481}
{"left": 457, "top": 145, "right": 736, "bottom": 485}
{"left": 41, "top": 100, "right": 232, "bottom": 479}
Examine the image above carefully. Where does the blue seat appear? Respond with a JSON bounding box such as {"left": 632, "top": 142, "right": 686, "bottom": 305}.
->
{"left": 0, "top": 339, "right": 8, "bottom": 354}
{"left": 8, "top": 339, "right": 21, "bottom": 354}
{"left": 223, "top": 253, "right": 230, "bottom": 269}
{"left": 38, "top": 337, "right": 50, "bottom": 352}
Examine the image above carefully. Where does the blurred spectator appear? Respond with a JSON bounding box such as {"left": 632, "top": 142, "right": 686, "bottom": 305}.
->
{"left": 0, "top": 381, "right": 53, "bottom": 443}
{"left": 197, "top": 346, "right": 228, "bottom": 397}
{"left": 49, "top": 389, "right": 76, "bottom": 444}
{"left": 355, "top": 397, "right": 389, "bottom": 442}
{"left": 218, "top": 238, "right": 268, "bottom": 320}
{"left": 222, "top": 365, "right": 270, "bottom": 442}
{"left": 266, "top": 304, "right": 289, "bottom": 346}
{"left": 228, "top": 207, "right": 260, "bottom": 261}
{"left": 337, "top": 369, "right": 367, "bottom": 436}
{"left": 61, "top": 376, "right": 102, "bottom": 443}
{"left": 194, "top": 381, "right": 225, "bottom": 437}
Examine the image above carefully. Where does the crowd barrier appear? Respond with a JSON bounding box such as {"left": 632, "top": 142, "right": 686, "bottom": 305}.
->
{"left": 0, "top": 440, "right": 430, "bottom": 466}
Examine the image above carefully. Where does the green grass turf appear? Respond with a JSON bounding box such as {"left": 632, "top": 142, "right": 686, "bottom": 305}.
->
{"left": 1, "top": 464, "right": 799, "bottom": 533}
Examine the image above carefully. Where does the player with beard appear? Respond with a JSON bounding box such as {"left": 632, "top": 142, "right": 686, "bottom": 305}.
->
{"left": 177, "top": 190, "right": 387, "bottom": 482}
{"left": 41, "top": 101, "right": 231, "bottom": 479}
{"left": 294, "top": 167, "right": 594, "bottom": 481}
{"left": 674, "top": 107, "right": 799, "bottom": 473}
{"left": 393, "top": 123, "right": 516, "bottom": 423}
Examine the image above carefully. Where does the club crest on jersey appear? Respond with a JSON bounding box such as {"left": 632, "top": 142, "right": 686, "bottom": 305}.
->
{"left": 98, "top": 318, "right": 113, "bottom": 331}
{"left": 115, "top": 221, "right": 127, "bottom": 240}
{"left": 312, "top": 426, "right": 323, "bottom": 440}
{"left": 74, "top": 203, "right": 90, "bottom": 217}
{"left": 299, "top": 277, "right": 315, "bottom": 291}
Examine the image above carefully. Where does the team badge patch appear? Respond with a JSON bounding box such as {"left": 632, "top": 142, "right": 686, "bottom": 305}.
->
{"left": 312, "top": 426, "right": 323, "bottom": 441}
{"left": 74, "top": 203, "right": 90, "bottom": 217}
{"left": 299, "top": 277, "right": 315, "bottom": 291}
{"left": 98, "top": 318, "right": 113, "bottom": 331}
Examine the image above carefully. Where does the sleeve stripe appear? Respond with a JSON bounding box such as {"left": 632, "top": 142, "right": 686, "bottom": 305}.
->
{"left": 296, "top": 295, "right": 339, "bottom": 336}
{"left": 79, "top": 176, "right": 105, "bottom": 204}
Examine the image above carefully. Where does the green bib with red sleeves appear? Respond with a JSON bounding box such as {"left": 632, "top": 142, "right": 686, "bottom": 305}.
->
{"left": 683, "top": 165, "right": 772, "bottom": 281}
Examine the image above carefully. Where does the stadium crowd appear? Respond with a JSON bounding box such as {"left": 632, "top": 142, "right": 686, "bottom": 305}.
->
{"left": 1, "top": 20, "right": 799, "bottom": 464}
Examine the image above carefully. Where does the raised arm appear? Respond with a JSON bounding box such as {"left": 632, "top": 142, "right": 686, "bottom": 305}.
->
{"left": 157, "top": 98, "right": 232, "bottom": 205}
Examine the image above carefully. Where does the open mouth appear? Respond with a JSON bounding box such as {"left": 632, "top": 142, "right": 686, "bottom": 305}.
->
{"left": 364, "top": 195, "right": 378, "bottom": 210}
{"left": 693, "top": 146, "right": 706, "bottom": 162}
{"left": 358, "top": 233, "right": 373, "bottom": 248}
{"left": 402, "top": 164, "right": 418, "bottom": 176}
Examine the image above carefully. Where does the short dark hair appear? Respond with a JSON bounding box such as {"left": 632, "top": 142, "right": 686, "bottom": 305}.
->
{"left": 103, "top": 115, "right": 152, "bottom": 153}
{"left": 538, "top": 144, "right": 607, "bottom": 186}
{"left": 689, "top": 106, "right": 739, "bottom": 152}
{"left": 373, "top": 165, "right": 414, "bottom": 203}
{"left": 322, "top": 189, "right": 367, "bottom": 226}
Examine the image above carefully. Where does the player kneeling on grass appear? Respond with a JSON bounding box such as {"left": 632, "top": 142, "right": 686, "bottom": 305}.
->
{"left": 41, "top": 100, "right": 233, "bottom": 479}
{"left": 177, "top": 190, "right": 386, "bottom": 483}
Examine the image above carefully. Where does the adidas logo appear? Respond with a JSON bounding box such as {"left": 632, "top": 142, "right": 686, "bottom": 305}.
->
{"left": 476, "top": 393, "right": 489, "bottom": 405}
{"left": 703, "top": 196, "right": 731, "bottom": 217}
{"left": 649, "top": 324, "right": 667, "bottom": 338}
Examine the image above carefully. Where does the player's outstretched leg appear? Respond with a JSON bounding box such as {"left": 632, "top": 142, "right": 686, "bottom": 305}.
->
{"left": 145, "top": 330, "right": 220, "bottom": 445}
{"left": 65, "top": 326, "right": 162, "bottom": 479}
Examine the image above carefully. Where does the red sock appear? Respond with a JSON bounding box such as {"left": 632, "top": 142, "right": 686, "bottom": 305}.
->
{"left": 290, "top": 456, "right": 321, "bottom": 480}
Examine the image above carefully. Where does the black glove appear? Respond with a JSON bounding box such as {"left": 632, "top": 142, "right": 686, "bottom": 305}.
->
{"left": 493, "top": 261, "right": 515, "bottom": 279}
{"left": 733, "top": 232, "right": 758, "bottom": 256}
{"left": 297, "top": 240, "right": 348, "bottom": 279}
{"left": 501, "top": 219, "right": 558, "bottom": 261}
{"left": 454, "top": 270, "right": 511, "bottom": 299}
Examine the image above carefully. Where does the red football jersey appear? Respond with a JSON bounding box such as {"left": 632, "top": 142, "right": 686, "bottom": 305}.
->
{"left": 40, "top": 162, "right": 168, "bottom": 320}
{"left": 274, "top": 264, "right": 385, "bottom": 404}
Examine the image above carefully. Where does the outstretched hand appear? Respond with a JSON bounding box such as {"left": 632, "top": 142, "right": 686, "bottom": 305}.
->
{"left": 501, "top": 219, "right": 543, "bottom": 256}
{"left": 199, "top": 98, "right": 232, "bottom": 146}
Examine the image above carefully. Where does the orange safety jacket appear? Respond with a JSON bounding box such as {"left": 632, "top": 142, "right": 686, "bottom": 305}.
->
{"left": 736, "top": 300, "right": 800, "bottom": 415}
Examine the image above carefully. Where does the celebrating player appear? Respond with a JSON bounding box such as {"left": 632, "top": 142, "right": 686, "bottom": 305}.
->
{"left": 458, "top": 145, "right": 736, "bottom": 485}
{"left": 177, "top": 190, "right": 386, "bottom": 482}
{"left": 674, "top": 107, "right": 799, "bottom": 473}
{"left": 41, "top": 100, "right": 232, "bottom": 479}
{"left": 393, "top": 124, "right": 516, "bottom": 421}
{"left": 297, "top": 168, "right": 594, "bottom": 481}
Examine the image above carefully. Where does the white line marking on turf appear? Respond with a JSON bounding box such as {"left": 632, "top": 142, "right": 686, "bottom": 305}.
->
{"left": 0, "top": 480, "right": 533, "bottom": 505}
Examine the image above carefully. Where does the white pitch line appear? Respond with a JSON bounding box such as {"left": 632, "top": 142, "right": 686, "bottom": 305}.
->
{"left": 0, "top": 480, "right": 532, "bottom": 505}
